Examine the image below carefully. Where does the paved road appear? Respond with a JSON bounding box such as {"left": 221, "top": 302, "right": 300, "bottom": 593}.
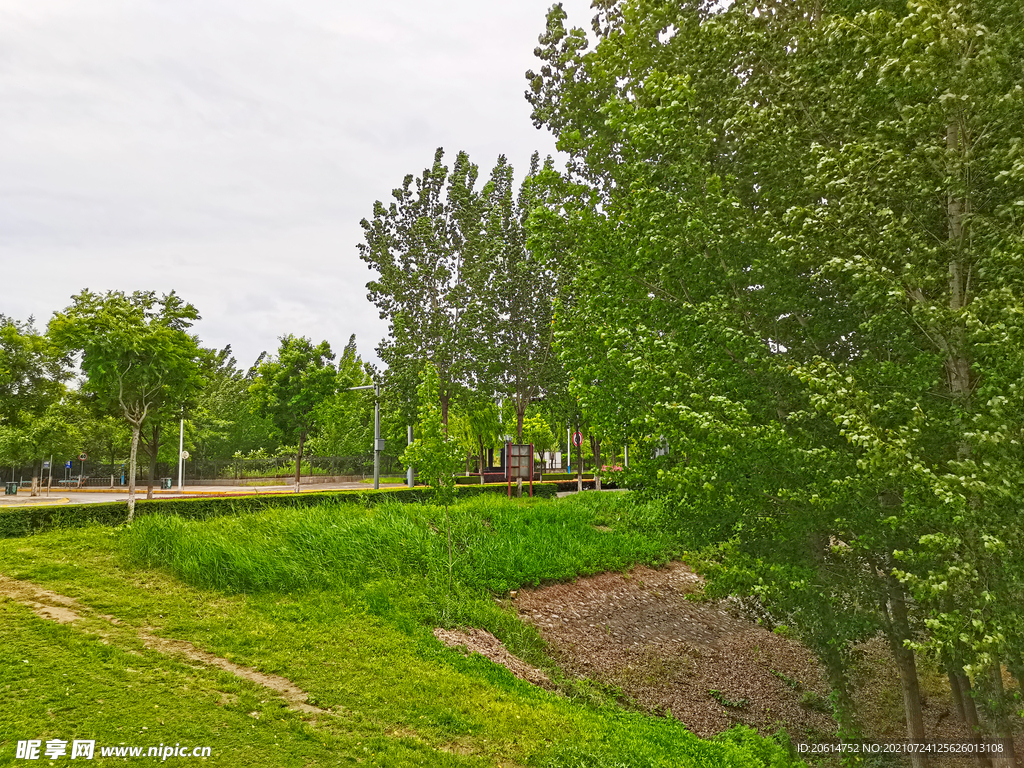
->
{"left": 0, "top": 480, "right": 409, "bottom": 507}
{"left": 2, "top": 480, "right": 617, "bottom": 508}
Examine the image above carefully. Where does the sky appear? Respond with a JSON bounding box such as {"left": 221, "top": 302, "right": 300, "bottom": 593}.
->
{"left": 0, "top": 0, "right": 593, "bottom": 370}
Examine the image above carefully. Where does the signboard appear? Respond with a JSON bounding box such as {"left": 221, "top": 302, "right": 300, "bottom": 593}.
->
{"left": 180, "top": 450, "right": 190, "bottom": 460}
{"left": 78, "top": 453, "right": 88, "bottom": 461}
{"left": 508, "top": 444, "right": 533, "bottom": 480}
{"left": 65, "top": 461, "right": 72, "bottom": 470}
{"left": 571, "top": 431, "right": 583, "bottom": 447}
{"left": 42, "top": 461, "right": 50, "bottom": 470}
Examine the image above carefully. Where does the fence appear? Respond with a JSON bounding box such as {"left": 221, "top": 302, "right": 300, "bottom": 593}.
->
{"left": 1, "top": 455, "right": 406, "bottom": 488}
{"left": 183, "top": 454, "right": 404, "bottom": 482}
{"left": 3, "top": 451, "right": 610, "bottom": 489}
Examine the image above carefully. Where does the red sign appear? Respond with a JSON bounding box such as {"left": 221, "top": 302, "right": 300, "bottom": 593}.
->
{"left": 78, "top": 453, "right": 88, "bottom": 461}
{"left": 571, "top": 431, "right": 583, "bottom": 447}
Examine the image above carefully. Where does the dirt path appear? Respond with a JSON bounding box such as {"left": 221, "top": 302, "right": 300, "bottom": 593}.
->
{"left": 0, "top": 573, "right": 327, "bottom": 715}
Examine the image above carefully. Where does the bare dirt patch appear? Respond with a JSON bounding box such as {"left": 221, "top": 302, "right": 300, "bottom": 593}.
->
{"left": 433, "top": 627, "right": 552, "bottom": 688}
{"left": 514, "top": 560, "right": 1024, "bottom": 763}
{"left": 0, "top": 572, "right": 325, "bottom": 715}
{"left": 513, "top": 561, "right": 835, "bottom": 738}
{"left": 0, "top": 573, "right": 84, "bottom": 623}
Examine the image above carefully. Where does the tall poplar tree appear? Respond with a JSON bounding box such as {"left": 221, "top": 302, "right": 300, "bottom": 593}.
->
{"left": 359, "top": 148, "right": 484, "bottom": 429}
{"left": 475, "top": 153, "right": 564, "bottom": 442}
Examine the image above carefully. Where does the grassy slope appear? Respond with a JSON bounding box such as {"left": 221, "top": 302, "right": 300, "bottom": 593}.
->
{"left": 0, "top": 494, "right": 800, "bottom": 767}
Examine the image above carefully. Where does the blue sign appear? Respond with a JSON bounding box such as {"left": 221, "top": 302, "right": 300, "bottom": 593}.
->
{"left": 65, "top": 461, "right": 72, "bottom": 469}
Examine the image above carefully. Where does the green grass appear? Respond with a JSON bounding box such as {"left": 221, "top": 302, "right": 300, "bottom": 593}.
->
{"left": 361, "top": 476, "right": 410, "bottom": 485}
{"left": 0, "top": 494, "right": 803, "bottom": 767}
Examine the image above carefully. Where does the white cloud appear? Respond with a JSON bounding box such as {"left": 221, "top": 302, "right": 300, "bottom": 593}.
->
{"left": 0, "top": 0, "right": 594, "bottom": 366}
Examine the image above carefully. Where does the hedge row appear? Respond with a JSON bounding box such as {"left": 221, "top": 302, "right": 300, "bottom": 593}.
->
{"left": 0, "top": 481, "right": 576, "bottom": 539}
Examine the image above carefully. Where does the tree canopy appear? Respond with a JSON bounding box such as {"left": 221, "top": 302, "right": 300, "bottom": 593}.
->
{"left": 248, "top": 335, "right": 337, "bottom": 490}
{"left": 528, "top": 0, "right": 1024, "bottom": 753}
{"left": 48, "top": 290, "right": 204, "bottom": 519}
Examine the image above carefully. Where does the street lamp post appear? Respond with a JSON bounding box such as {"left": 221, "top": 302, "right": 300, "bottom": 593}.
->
{"left": 374, "top": 384, "right": 381, "bottom": 489}
{"left": 177, "top": 407, "right": 185, "bottom": 491}
{"left": 346, "top": 383, "right": 382, "bottom": 490}
{"left": 407, "top": 425, "right": 414, "bottom": 488}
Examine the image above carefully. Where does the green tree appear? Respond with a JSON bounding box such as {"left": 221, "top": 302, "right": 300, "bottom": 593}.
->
{"left": 249, "top": 335, "right": 337, "bottom": 491}
{"left": 475, "top": 154, "right": 564, "bottom": 441}
{"left": 49, "top": 291, "right": 204, "bottom": 521}
{"left": 401, "top": 363, "right": 464, "bottom": 588}
{"left": 359, "top": 148, "right": 485, "bottom": 429}
{"left": 448, "top": 396, "right": 504, "bottom": 480}
{"left": 189, "top": 347, "right": 280, "bottom": 463}
{"left": 0, "top": 315, "right": 67, "bottom": 428}
{"left": 308, "top": 335, "right": 375, "bottom": 459}
{"left": 80, "top": 410, "right": 132, "bottom": 475}
{"left": 528, "top": 0, "right": 1024, "bottom": 755}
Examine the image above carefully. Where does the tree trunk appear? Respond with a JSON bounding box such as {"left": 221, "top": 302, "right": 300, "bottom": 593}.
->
{"left": 1006, "top": 651, "right": 1024, "bottom": 694}
{"left": 820, "top": 640, "right": 859, "bottom": 741}
{"left": 294, "top": 431, "right": 305, "bottom": 493}
{"left": 477, "top": 436, "right": 485, "bottom": 483}
{"left": 807, "top": 533, "right": 860, "bottom": 739}
{"left": 516, "top": 402, "right": 525, "bottom": 443}
{"left": 882, "top": 577, "right": 928, "bottom": 768}
{"left": 954, "top": 670, "right": 994, "bottom": 768}
{"left": 145, "top": 423, "right": 160, "bottom": 500}
{"left": 947, "top": 662, "right": 967, "bottom": 722}
{"left": 989, "top": 661, "right": 1018, "bottom": 768}
{"left": 591, "top": 436, "right": 602, "bottom": 491}
{"left": 944, "top": 120, "right": 997, "bottom": 768}
{"left": 127, "top": 425, "right": 140, "bottom": 523}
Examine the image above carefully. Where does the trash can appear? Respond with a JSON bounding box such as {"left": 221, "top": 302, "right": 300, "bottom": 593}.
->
{"left": 5, "top": 482, "right": 17, "bottom": 495}
{"left": 160, "top": 477, "right": 173, "bottom": 490}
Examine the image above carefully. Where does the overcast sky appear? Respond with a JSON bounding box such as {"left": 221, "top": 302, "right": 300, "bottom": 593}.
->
{"left": 0, "top": 0, "right": 592, "bottom": 370}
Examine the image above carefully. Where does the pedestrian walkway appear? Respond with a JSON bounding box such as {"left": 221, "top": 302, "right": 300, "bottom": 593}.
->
{"left": 0, "top": 480, "right": 408, "bottom": 507}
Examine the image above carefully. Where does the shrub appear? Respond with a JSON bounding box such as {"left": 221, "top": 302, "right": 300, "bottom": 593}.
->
{"left": 0, "top": 483, "right": 559, "bottom": 538}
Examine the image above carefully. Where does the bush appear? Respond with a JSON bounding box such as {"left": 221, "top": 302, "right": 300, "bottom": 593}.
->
{"left": 0, "top": 483, "right": 559, "bottom": 538}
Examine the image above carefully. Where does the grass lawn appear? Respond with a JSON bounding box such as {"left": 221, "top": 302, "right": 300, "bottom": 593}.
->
{"left": 0, "top": 493, "right": 801, "bottom": 767}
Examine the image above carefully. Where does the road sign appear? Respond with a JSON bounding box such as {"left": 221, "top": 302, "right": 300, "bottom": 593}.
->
{"left": 78, "top": 453, "right": 88, "bottom": 461}
{"left": 571, "top": 431, "right": 583, "bottom": 447}
{"left": 180, "top": 450, "right": 190, "bottom": 460}
{"left": 65, "top": 461, "right": 72, "bottom": 469}
{"left": 42, "top": 461, "right": 50, "bottom": 470}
